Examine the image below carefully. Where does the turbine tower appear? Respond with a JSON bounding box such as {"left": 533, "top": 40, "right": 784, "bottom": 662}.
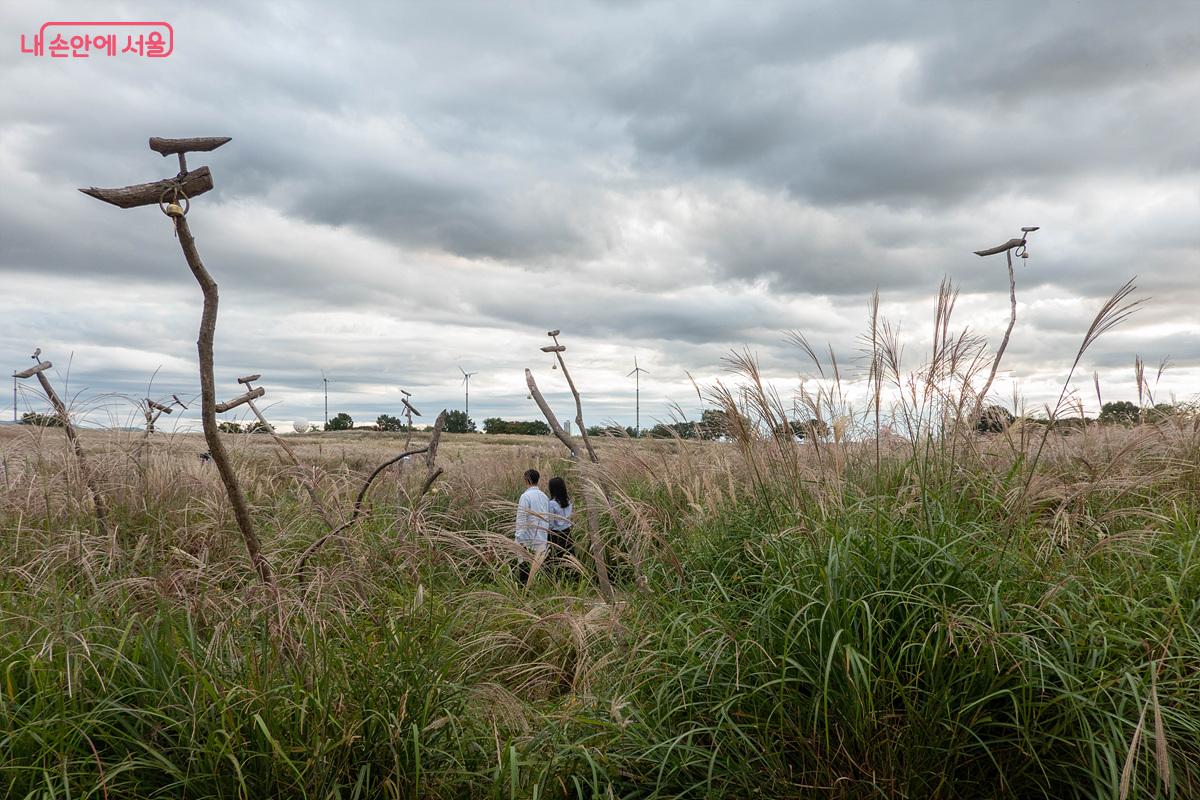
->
{"left": 321, "top": 369, "right": 332, "bottom": 429}
{"left": 459, "top": 366, "right": 478, "bottom": 418}
{"left": 627, "top": 355, "right": 650, "bottom": 436}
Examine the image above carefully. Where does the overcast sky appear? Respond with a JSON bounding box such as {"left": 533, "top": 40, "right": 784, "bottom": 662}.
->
{"left": 2, "top": 1, "right": 1198, "bottom": 431}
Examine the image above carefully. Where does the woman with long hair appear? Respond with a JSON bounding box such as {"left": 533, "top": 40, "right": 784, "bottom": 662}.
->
{"left": 546, "top": 476, "right": 573, "bottom": 566}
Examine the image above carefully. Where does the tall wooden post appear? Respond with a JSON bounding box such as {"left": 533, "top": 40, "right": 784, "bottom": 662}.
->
{"left": 81, "top": 137, "right": 279, "bottom": 595}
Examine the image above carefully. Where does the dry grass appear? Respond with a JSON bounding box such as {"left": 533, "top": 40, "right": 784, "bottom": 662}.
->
{"left": 2, "top": 278, "right": 1199, "bottom": 797}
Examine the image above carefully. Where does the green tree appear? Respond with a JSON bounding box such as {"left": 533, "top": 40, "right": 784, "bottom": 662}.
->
{"left": 375, "top": 414, "right": 405, "bottom": 432}
{"left": 770, "top": 419, "right": 805, "bottom": 441}
{"left": 443, "top": 410, "right": 475, "bottom": 433}
{"left": 649, "top": 421, "right": 698, "bottom": 439}
{"left": 484, "top": 418, "right": 549, "bottom": 435}
{"left": 217, "top": 421, "right": 243, "bottom": 434}
{"left": 246, "top": 420, "right": 273, "bottom": 434}
{"left": 1098, "top": 401, "right": 1140, "bottom": 425}
{"left": 699, "top": 409, "right": 730, "bottom": 440}
{"left": 699, "top": 408, "right": 757, "bottom": 440}
{"left": 802, "top": 418, "right": 830, "bottom": 441}
{"left": 588, "top": 425, "right": 635, "bottom": 438}
{"left": 1144, "top": 403, "right": 1175, "bottom": 423}
{"left": 975, "top": 405, "right": 1014, "bottom": 434}
{"left": 325, "top": 412, "right": 354, "bottom": 431}
{"left": 20, "top": 412, "right": 63, "bottom": 427}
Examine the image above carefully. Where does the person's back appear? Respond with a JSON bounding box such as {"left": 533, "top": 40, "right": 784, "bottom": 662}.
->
{"left": 546, "top": 475, "right": 573, "bottom": 535}
{"left": 546, "top": 475, "right": 574, "bottom": 567}
{"left": 514, "top": 468, "right": 551, "bottom": 586}
{"left": 547, "top": 497, "right": 572, "bottom": 531}
{"left": 516, "top": 480, "right": 550, "bottom": 550}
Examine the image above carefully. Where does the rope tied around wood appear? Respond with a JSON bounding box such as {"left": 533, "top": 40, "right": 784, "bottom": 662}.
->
{"left": 158, "top": 181, "right": 190, "bottom": 222}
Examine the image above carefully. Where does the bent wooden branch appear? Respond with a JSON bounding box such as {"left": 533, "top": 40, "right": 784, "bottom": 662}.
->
{"left": 543, "top": 332, "right": 598, "bottom": 463}
{"left": 14, "top": 358, "right": 108, "bottom": 530}
{"left": 526, "top": 369, "right": 579, "bottom": 458}
{"left": 297, "top": 444, "right": 430, "bottom": 572}
{"left": 419, "top": 410, "right": 447, "bottom": 497}
{"left": 173, "top": 214, "right": 278, "bottom": 592}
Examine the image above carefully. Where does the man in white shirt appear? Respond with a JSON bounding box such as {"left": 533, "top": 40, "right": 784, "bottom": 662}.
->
{"left": 515, "top": 468, "right": 550, "bottom": 585}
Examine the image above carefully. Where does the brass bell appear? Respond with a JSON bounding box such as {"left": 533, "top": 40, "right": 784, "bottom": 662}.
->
{"left": 1019, "top": 251, "right": 1030, "bottom": 259}
{"left": 165, "top": 203, "right": 185, "bottom": 218}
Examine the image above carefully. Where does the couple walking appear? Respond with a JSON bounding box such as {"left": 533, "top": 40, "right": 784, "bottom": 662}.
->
{"left": 514, "top": 468, "right": 572, "bottom": 584}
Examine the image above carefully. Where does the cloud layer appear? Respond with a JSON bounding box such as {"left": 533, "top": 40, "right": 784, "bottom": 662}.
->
{"left": 2, "top": 1, "right": 1198, "bottom": 429}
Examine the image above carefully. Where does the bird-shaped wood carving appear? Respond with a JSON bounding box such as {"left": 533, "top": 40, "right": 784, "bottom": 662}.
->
{"left": 974, "top": 227, "right": 1038, "bottom": 257}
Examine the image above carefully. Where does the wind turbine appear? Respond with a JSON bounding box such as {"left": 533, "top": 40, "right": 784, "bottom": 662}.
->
{"left": 321, "top": 369, "right": 332, "bottom": 429}
{"left": 627, "top": 355, "right": 650, "bottom": 436}
{"left": 459, "top": 367, "right": 478, "bottom": 418}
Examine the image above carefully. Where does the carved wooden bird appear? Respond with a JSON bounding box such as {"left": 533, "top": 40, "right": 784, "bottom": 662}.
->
{"left": 975, "top": 226, "right": 1039, "bottom": 257}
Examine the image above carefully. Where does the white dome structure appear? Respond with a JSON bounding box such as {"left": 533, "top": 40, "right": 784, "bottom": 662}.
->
{"left": 292, "top": 420, "right": 310, "bottom": 433}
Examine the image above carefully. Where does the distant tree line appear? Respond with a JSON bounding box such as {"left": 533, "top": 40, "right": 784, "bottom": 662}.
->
{"left": 484, "top": 418, "right": 549, "bottom": 436}
{"left": 20, "top": 412, "right": 63, "bottom": 427}
{"left": 587, "top": 425, "right": 639, "bottom": 438}
{"left": 217, "top": 420, "right": 272, "bottom": 434}
{"left": 974, "top": 401, "right": 1187, "bottom": 434}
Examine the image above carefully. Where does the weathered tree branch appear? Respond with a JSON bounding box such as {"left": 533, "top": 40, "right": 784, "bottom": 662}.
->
{"left": 173, "top": 214, "right": 277, "bottom": 592}
{"left": 975, "top": 247, "right": 1018, "bottom": 415}
{"left": 973, "top": 238, "right": 1025, "bottom": 257}
{"left": 974, "top": 234, "right": 1029, "bottom": 417}
{"left": 401, "top": 393, "right": 419, "bottom": 451}
{"left": 297, "top": 445, "right": 430, "bottom": 572}
{"left": 419, "top": 410, "right": 447, "bottom": 497}
{"left": 215, "top": 386, "right": 265, "bottom": 413}
{"left": 16, "top": 359, "right": 108, "bottom": 530}
{"left": 79, "top": 167, "right": 214, "bottom": 209}
{"left": 544, "top": 333, "right": 598, "bottom": 463}
{"left": 525, "top": 369, "right": 579, "bottom": 458}
{"left": 13, "top": 361, "right": 52, "bottom": 379}
{"left": 149, "top": 136, "right": 232, "bottom": 156}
